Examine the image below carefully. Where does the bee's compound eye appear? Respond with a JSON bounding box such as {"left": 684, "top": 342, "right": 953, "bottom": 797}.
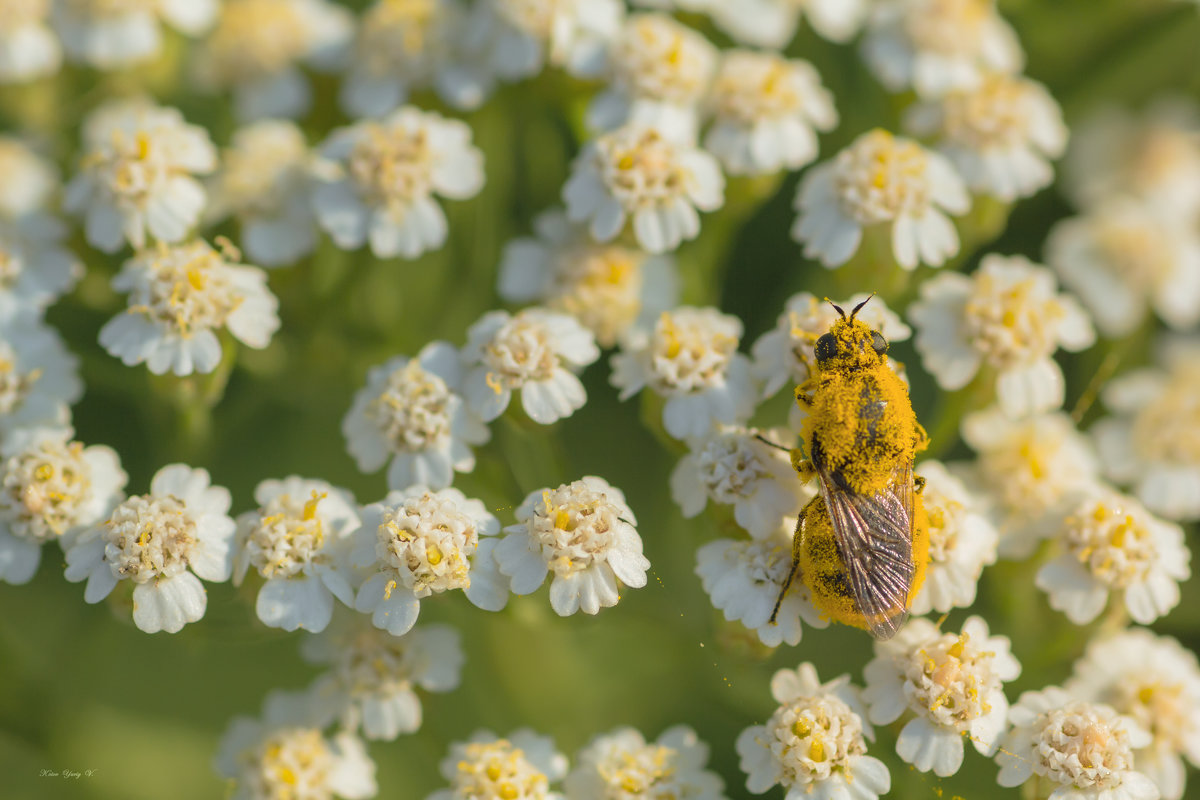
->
{"left": 871, "top": 331, "right": 888, "bottom": 355}
{"left": 815, "top": 333, "right": 838, "bottom": 363}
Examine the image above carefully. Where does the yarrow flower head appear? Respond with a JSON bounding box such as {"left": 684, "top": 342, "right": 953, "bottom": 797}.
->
{"left": 63, "top": 463, "right": 235, "bottom": 634}
{"left": 98, "top": 238, "right": 280, "bottom": 376}
{"left": 862, "top": 616, "right": 1020, "bottom": 776}
{"left": 497, "top": 209, "right": 679, "bottom": 349}
{"left": 707, "top": 0, "right": 871, "bottom": 49}
{"left": 0, "top": 0, "right": 60, "bottom": 83}
{"left": 64, "top": 97, "right": 217, "bottom": 253}
{"left": 563, "top": 123, "right": 725, "bottom": 255}
{"left": 303, "top": 618, "right": 464, "bottom": 742}
{"left": 0, "top": 315, "right": 82, "bottom": 438}
{"left": 351, "top": 485, "right": 506, "bottom": 636}
{"left": 233, "top": 477, "right": 361, "bottom": 633}
{"left": 737, "top": 663, "right": 889, "bottom": 800}
{"left": 427, "top": 728, "right": 568, "bottom": 800}
{"left": 51, "top": 0, "right": 217, "bottom": 69}
{"left": 493, "top": 476, "right": 648, "bottom": 616}
{"left": 1066, "top": 628, "right": 1200, "bottom": 800}
{"left": 343, "top": 341, "right": 489, "bottom": 492}
{"left": 611, "top": 306, "right": 756, "bottom": 441}
{"left": 792, "top": 129, "right": 969, "bottom": 270}
{"left": 312, "top": 106, "right": 485, "bottom": 259}
{"left": 910, "top": 254, "right": 1095, "bottom": 418}
{"left": 1036, "top": 484, "right": 1189, "bottom": 625}
{"left": 476, "top": 0, "right": 623, "bottom": 83}
{"left": 564, "top": 725, "right": 726, "bottom": 800}
{"left": 703, "top": 50, "right": 838, "bottom": 177}
{"left": 905, "top": 72, "right": 1068, "bottom": 201}
{"left": 0, "top": 427, "right": 126, "bottom": 585}
{"left": 461, "top": 307, "right": 600, "bottom": 425}
{"left": 996, "top": 687, "right": 1160, "bottom": 800}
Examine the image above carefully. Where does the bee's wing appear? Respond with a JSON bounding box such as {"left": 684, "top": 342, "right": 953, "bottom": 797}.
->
{"left": 815, "top": 461, "right": 916, "bottom": 640}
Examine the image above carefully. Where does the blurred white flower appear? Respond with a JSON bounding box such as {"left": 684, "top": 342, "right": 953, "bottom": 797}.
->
{"left": 461, "top": 307, "right": 599, "bottom": 424}
{"left": 193, "top": 0, "right": 353, "bottom": 121}
{"left": 862, "top": 616, "right": 1020, "bottom": 776}
{"left": 215, "top": 689, "right": 377, "bottom": 800}
{"left": 611, "top": 307, "right": 756, "bottom": 441}
{"left": 792, "top": 129, "right": 969, "bottom": 269}
{"left": 205, "top": 119, "right": 316, "bottom": 267}
{"left": 64, "top": 463, "right": 235, "bottom": 634}
{"left": 703, "top": 50, "right": 837, "bottom": 177}
{"left": 0, "top": 136, "right": 58, "bottom": 221}
{"left": 497, "top": 209, "right": 678, "bottom": 349}
{"left": 564, "top": 725, "right": 726, "bottom": 800}
{"left": 427, "top": 728, "right": 568, "bottom": 800}
{"left": 0, "top": 1, "right": 60, "bottom": 83}
{"left": 862, "top": 0, "right": 1023, "bottom": 97}
{"left": 343, "top": 341, "right": 489, "bottom": 492}
{"left": 351, "top": 486, "right": 506, "bottom": 636}
{"left": 0, "top": 315, "right": 81, "bottom": 439}
{"left": 708, "top": 0, "right": 871, "bottom": 49}
{"left": 303, "top": 618, "right": 464, "bottom": 742}
{"left": 98, "top": 238, "right": 280, "bottom": 376}
{"left": 996, "top": 687, "right": 1159, "bottom": 800}
{"left": 905, "top": 73, "right": 1067, "bottom": 201}
{"left": 494, "top": 476, "right": 648, "bottom": 616}
{"left": 1067, "top": 628, "right": 1200, "bottom": 800}
{"left": 1046, "top": 201, "right": 1200, "bottom": 338}
{"left": 52, "top": 0, "right": 216, "bottom": 69}
{"left": 909, "top": 460, "right": 997, "bottom": 615}
{"left": 0, "top": 427, "right": 126, "bottom": 585}
{"left": 64, "top": 98, "right": 217, "bottom": 253}
{"left": 564, "top": 123, "right": 724, "bottom": 254}
{"left": 476, "top": 0, "right": 623, "bottom": 82}
{"left": 312, "top": 106, "right": 484, "bottom": 259}
{"left": 737, "top": 663, "right": 888, "bottom": 800}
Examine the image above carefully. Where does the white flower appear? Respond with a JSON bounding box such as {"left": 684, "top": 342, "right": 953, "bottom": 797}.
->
{"left": 351, "top": 486, "right": 506, "bottom": 636}
{"left": 52, "top": 0, "right": 217, "bottom": 69}
{"left": 193, "top": 0, "right": 353, "bottom": 121}
{"left": 910, "top": 254, "right": 1095, "bottom": 418}
{"left": 494, "top": 477, "right": 648, "bottom": 616}
{"left": 0, "top": 0, "right": 60, "bottom": 83}
{"left": 303, "top": 618, "right": 464, "bottom": 742}
{"left": 64, "top": 98, "right": 217, "bottom": 253}
{"left": 909, "top": 460, "right": 997, "bottom": 615}
{"left": 477, "top": 0, "right": 623, "bottom": 82}
{"left": 215, "top": 689, "right": 377, "bottom": 800}
{"left": 671, "top": 426, "right": 807, "bottom": 539}
{"left": 703, "top": 50, "right": 837, "bottom": 177}
{"left": 563, "top": 123, "right": 725, "bottom": 255}
{"left": 461, "top": 307, "right": 600, "bottom": 424}
{"left": 1092, "top": 344, "right": 1200, "bottom": 521}
{"left": 587, "top": 14, "right": 716, "bottom": 140}
{"left": 610, "top": 307, "right": 756, "bottom": 441}
{"left": 564, "top": 725, "right": 725, "bottom": 800}
{"left": 996, "top": 687, "right": 1160, "bottom": 800}
{"left": 233, "top": 477, "right": 360, "bottom": 633}
{"left": 905, "top": 73, "right": 1067, "bottom": 201}
{"left": 1036, "top": 485, "right": 1189, "bottom": 625}
{"left": 708, "top": 0, "right": 871, "bottom": 49}
{"left": 737, "top": 663, "right": 889, "bottom": 800}
{"left": 0, "top": 136, "right": 58, "bottom": 220}
{"left": 1066, "top": 629, "right": 1200, "bottom": 800}
{"left": 862, "top": 616, "right": 1020, "bottom": 776}
{"left": 0, "top": 315, "right": 82, "bottom": 439}
{"left": 792, "top": 129, "right": 969, "bottom": 269}
{"left": 428, "top": 729, "right": 568, "bottom": 800}
{"left": 861, "top": 0, "right": 1024, "bottom": 97}
{"left": 497, "top": 209, "right": 679, "bottom": 349}
{"left": 63, "top": 463, "right": 235, "bottom": 634}
{"left": 1046, "top": 201, "right": 1200, "bottom": 338}
{"left": 343, "top": 341, "right": 489, "bottom": 492}
{"left": 695, "top": 528, "right": 829, "bottom": 648}
{"left": 959, "top": 407, "right": 1100, "bottom": 558}
{"left": 98, "top": 239, "right": 280, "bottom": 376}
{"left": 0, "top": 427, "right": 126, "bottom": 585}
{"left": 311, "top": 106, "right": 485, "bottom": 259}
{"left": 205, "top": 119, "right": 316, "bottom": 267}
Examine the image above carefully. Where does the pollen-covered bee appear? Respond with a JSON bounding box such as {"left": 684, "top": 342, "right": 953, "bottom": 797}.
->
{"left": 771, "top": 296, "right": 929, "bottom": 640}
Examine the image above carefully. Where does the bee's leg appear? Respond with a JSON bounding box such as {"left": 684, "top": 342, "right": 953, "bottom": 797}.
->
{"left": 770, "top": 505, "right": 808, "bottom": 624}
{"left": 914, "top": 475, "right": 926, "bottom": 494}
{"left": 790, "top": 449, "right": 815, "bottom": 482}
{"left": 793, "top": 382, "right": 814, "bottom": 408}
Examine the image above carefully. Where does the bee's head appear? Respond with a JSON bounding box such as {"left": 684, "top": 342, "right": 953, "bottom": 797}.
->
{"left": 814, "top": 297, "right": 888, "bottom": 370}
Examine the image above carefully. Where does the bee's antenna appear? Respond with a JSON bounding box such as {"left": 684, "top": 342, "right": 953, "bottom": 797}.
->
{"left": 850, "top": 294, "right": 875, "bottom": 321}
{"left": 828, "top": 300, "right": 846, "bottom": 319}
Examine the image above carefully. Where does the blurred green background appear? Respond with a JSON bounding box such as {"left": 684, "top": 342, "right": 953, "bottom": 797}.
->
{"left": 1, "top": 1, "right": 1199, "bottom": 798}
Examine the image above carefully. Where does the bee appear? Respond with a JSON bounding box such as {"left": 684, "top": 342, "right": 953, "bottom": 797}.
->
{"left": 771, "top": 296, "right": 929, "bottom": 640}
